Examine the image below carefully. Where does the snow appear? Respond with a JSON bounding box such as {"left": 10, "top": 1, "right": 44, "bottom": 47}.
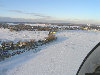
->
{"left": 25, "top": 23, "right": 59, "bottom": 27}
{"left": 0, "top": 28, "right": 49, "bottom": 43}
{"left": 0, "top": 30, "right": 100, "bottom": 75}
{"left": 25, "top": 24, "right": 46, "bottom": 26}
{"left": 6, "top": 23, "right": 19, "bottom": 25}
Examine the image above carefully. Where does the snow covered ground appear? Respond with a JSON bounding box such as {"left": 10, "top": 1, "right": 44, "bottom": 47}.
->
{"left": 0, "top": 28, "right": 49, "bottom": 43}
{"left": 0, "top": 30, "right": 100, "bottom": 75}
{"left": 25, "top": 23, "right": 58, "bottom": 27}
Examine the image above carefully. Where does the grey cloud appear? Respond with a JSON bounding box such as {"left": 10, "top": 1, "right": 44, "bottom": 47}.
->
{"left": 8, "top": 10, "right": 52, "bottom": 18}
{"left": 25, "top": 12, "right": 42, "bottom": 15}
{"left": 26, "top": 12, "right": 52, "bottom": 18}
{"left": 0, "top": 17, "right": 33, "bottom": 22}
{"left": 34, "top": 14, "right": 51, "bottom": 18}
{"left": 0, "top": 16, "right": 99, "bottom": 24}
{"left": 0, "top": 16, "right": 68, "bottom": 23}
{"left": 0, "top": 16, "right": 51, "bottom": 22}
{"left": 8, "top": 10, "right": 24, "bottom": 13}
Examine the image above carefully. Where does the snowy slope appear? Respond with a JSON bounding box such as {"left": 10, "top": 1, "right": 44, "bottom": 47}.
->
{"left": 0, "top": 28, "right": 49, "bottom": 43}
{"left": 0, "top": 30, "right": 100, "bottom": 75}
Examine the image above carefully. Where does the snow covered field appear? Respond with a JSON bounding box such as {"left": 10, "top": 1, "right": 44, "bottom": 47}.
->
{"left": 0, "top": 28, "right": 49, "bottom": 43}
{"left": 25, "top": 23, "right": 58, "bottom": 27}
{"left": 0, "top": 30, "right": 100, "bottom": 75}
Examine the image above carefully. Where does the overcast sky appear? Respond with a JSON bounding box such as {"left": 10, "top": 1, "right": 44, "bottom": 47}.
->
{"left": 0, "top": 0, "right": 100, "bottom": 24}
